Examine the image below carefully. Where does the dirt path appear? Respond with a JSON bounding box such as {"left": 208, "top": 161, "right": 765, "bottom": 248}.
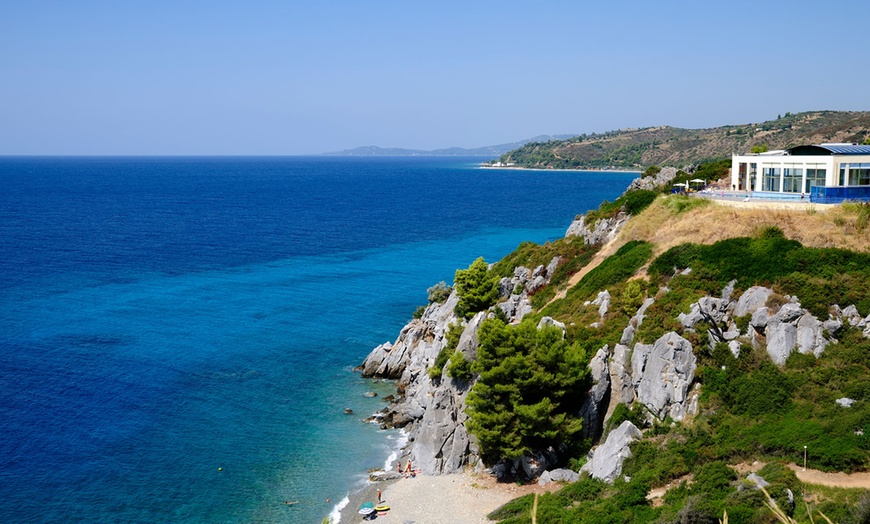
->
{"left": 543, "top": 235, "right": 626, "bottom": 309}
{"left": 788, "top": 464, "right": 870, "bottom": 489}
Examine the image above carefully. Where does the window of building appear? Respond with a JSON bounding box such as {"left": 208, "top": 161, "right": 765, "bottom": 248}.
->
{"left": 805, "top": 168, "right": 826, "bottom": 192}
{"left": 762, "top": 167, "right": 781, "bottom": 192}
{"left": 841, "top": 164, "right": 870, "bottom": 186}
{"left": 783, "top": 167, "right": 803, "bottom": 193}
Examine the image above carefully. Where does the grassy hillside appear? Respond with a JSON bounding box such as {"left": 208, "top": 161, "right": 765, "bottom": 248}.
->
{"left": 455, "top": 176, "right": 870, "bottom": 523}
{"left": 494, "top": 111, "right": 870, "bottom": 169}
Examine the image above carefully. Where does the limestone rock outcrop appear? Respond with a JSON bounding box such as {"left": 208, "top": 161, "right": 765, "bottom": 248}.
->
{"left": 580, "top": 421, "right": 642, "bottom": 483}
{"left": 630, "top": 332, "right": 697, "bottom": 421}
{"left": 579, "top": 345, "right": 611, "bottom": 441}
{"left": 565, "top": 212, "right": 630, "bottom": 245}
{"left": 538, "top": 468, "right": 580, "bottom": 485}
{"left": 626, "top": 166, "right": 679, "bottom": 192}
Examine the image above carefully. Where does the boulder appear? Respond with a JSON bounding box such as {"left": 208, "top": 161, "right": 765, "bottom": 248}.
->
{"left": 734, "top": 286, "right": 773, "bottom": 318}
{"left": 631, "top": 332, "right": 697, "bottom": 421}
{"left": 841, "top": 305, "right": 864, "bottom": 327}
{"left": 836, "top": 398, "right": 855, "bottom": 408}
{"left": 746, "top": 473, "right": 770, "bottom": 489}
{"left": 537, "top": 316, "right": 566, "bottom": 331}
{"left": 580, "top": 421, "right": 642, "bottom": 483}
{"left": 538, "top": 468, "right": 580, "bottom": 485}
{"left": 592, "top": 290, "right": 611, "bottom": 318}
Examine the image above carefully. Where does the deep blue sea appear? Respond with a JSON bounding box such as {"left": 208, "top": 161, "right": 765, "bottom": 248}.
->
{"left": 0, "top": 156, "right": 636, "bottom": 523}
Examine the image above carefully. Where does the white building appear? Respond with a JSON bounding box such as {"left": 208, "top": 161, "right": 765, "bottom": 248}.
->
{"left": 731, "top": 144, "right": 870, "bottom": 202}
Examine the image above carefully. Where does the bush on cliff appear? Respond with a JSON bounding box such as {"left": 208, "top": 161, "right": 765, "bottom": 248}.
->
{"left": 585, "top": 189, "right": 658, "bottom": 227}
{"left": 466, "top": 318, "right": 590, "bottom": 465}
{"left": 454, "top": 257, "right": 500, "bottom": 319}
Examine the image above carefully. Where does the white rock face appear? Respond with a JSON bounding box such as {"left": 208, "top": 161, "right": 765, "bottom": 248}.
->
{"left": 538, "top": 468, "right": 580, "bottom": 485}
{"left": 836, "top": 398, "right": 855, "bottom": 408}
{"left": 565, "top": 212, "right": 630, "bottom": 245}
{"left": 631, "top": 332, "right": 697, "bottom": 421}
{"left": 733, "top": 286, "right": 773, "bottom": 318}
{"left": 580, "top": 421, "right": 642, "bottom": 483}
{"left": 592, "top": 290, "right": 611, "bottom": 318}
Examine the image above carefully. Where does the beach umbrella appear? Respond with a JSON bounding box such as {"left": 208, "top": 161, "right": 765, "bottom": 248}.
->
{"left": 359, "top": 502, "right": 375, "bottom": 515}
{"left": 689, "top": 178, "right": 706, "bottom": 184}
{"left": 673, "top": 182, "right": 688, "bottom": 187}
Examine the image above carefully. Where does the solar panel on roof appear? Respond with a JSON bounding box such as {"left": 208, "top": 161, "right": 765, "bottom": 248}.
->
{"left": 823, "top": 145, "right": 870, "bottom": 155}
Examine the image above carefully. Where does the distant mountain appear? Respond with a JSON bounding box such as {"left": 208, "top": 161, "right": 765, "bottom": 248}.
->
{"left": 495, "top": 111, "right": 870, "bottom": 169}
{"left": 323, "top": 135, "right": 577, "bottom": 157}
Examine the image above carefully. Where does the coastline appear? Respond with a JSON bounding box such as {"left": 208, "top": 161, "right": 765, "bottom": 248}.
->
{"left": 337, "top": 470, "right": 555, "bottom": 524}
{"left": 479, "top": 165, "right": 641, "bottom": 173}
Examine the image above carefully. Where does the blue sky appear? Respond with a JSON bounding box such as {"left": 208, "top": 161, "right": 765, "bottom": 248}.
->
{"left": 2, "top": 0, "right": 868, "bottom": 155}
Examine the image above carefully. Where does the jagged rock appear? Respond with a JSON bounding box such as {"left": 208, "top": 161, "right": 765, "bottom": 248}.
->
{"left": 592, "top": 290, "right": 611, "bottom": 318}
{"left": 565, "top": 212, "right": 629, "bottom": 245}
{"left": 620, "top": 297, "right": 655, "bottom": 346}
{"left": 824, "top": 317, "right": 843, "bottom": 335}
{"left": 546, "top": 256, "right": 562, "bottom": 277}
{"left": 750, "top": 307, "right": 770, "bottom": 335}
{"left": 537, "top": 316, "right": 566, "bottom": 331}
{"left": 734, "top": 286, "right": 774, "bottom": 318}
{"left": 410, "top": 376, "right": 472, "bottom": 474}
{"left": 631, "top": 332, "right": 696, "bottom": 421}
{"left": 746, "top": 473, "right": 770, "bottom": 489}
{"left": 764, "top": 303, "right": 832, "bottom": 365}
{"left": 722, "top": 279, "right": 737, "bottom": 302}
{"left": 765, "top": 304, "right": 802, "bottom": 365}
{"left": 841, "top": 305, "right": 864, "bottom": 327}
{"left": 580, "top": 421, "right": 642, "bottom": 483}
{"left": 836, "top": 398, "right": 855, "bottom": 408}
{"left": 498, "top": 294, "right": 534, "bottom": 324}
{"left": 626, "top": 167, "right": 679, "bottom": 191}
{"left": 728, "top": 340, "right": 741, "bottom": 358}
{"left": 611, "top": 344, "right": 635, "bottom": 404}
{"left": 538, "top": 468, "right": 580, "bottom": 485}
{"left": 579, "top": 345, "right": 611, "bottom": 441}
{"left": 565, "top": 215, "right": 588, "bottom": 237}
{"left": 796, "top": 313, "right": 828, "bottom": 357}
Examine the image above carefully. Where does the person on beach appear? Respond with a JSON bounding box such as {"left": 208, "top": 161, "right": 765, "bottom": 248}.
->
{"left": 377, "top": 489, "right": 382, "bottom": 503}
{"left": 397, "top": 461, "right": 402, "bottom": 473}
{"left": 404, "top": 460, "right": 412, "bottom": 473}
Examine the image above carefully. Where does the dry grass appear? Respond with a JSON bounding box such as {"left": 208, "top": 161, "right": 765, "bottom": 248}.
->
{"left": 618, "top": 197, "right": 870, "bottom": 256}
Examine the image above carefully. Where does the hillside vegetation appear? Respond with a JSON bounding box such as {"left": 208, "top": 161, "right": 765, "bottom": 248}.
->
{"left": 444, "top": 170, "right": 870, "bottom": 523}
{"left": 493, "top": 111, "right": 870, "bottom": 169}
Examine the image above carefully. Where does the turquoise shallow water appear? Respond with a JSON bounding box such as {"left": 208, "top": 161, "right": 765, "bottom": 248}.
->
{"left": 0, "top": 157, "right": 636, "bottom": 522}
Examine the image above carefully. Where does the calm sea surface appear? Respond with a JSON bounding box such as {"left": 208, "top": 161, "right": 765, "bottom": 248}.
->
{"left": 0, "top": 156, "right": 636, "bottom": 523}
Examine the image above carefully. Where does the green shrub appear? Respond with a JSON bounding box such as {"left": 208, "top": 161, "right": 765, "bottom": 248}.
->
{"left": 426, "top": 281, "right": 452, "bottom": 303}
{"left": 454, "top": 257, "right": 499, "bottom": 319}
{"left": 428, "top": 322, "right": 463, "bottom": 380}
{"left": 446, "top": 352, "right": 473, "bottom": 381}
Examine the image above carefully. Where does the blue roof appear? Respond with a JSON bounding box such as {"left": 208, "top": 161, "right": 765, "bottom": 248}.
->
{"left": 788, "top": 144, "right": 870, "bottom": 156}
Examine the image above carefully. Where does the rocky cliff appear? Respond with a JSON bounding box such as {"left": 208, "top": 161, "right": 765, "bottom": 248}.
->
{"left": 357, "top": 204, "right": 866, "bottom": 483}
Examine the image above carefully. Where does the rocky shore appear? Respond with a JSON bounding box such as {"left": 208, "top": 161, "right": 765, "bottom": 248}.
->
{"left": 336, "top": 168, "right": 870, "bottom": 522}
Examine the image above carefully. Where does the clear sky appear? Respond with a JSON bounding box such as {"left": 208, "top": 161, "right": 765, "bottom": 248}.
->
{"left": 2, "top": 0, "right": 868, "bottom": 155}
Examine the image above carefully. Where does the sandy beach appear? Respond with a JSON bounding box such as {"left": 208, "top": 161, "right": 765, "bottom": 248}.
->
{"left": 336, "top": 471, "right": 555, "bottom": 524}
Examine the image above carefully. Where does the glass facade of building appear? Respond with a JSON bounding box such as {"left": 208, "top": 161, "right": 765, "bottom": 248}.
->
{"left": 783, "top": 167, "right": 803, "bottom": 193}
{"left": 762, "top": 167, "right": 781, "bottom": 192}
